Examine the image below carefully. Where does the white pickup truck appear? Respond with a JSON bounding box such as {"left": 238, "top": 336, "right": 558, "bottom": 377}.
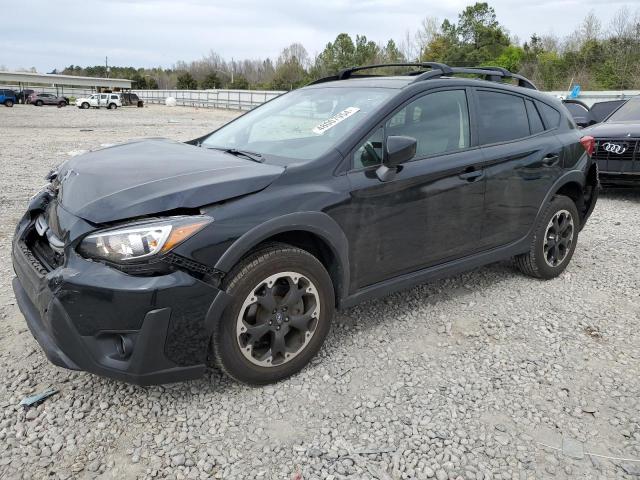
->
{"left": 75, "top": 93, "right": 122, "bottom": 109}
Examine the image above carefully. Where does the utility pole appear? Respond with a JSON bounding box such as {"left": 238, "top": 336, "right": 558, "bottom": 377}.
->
{"left": 105, "top": 56, "right": 110, "bottom": 78}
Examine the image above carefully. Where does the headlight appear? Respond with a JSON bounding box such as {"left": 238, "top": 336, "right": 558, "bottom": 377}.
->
{"left": 78, "top": 216, "right": 212, "bottom": 263}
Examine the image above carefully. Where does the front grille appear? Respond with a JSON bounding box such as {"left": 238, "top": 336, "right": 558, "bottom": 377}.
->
{"left": 593, "top": 138, "right": 640, "bottom": 174}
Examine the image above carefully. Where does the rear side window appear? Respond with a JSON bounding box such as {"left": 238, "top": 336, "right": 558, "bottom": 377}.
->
{"left": 111, "top": 95, "right": 118, "bottom": 99}
{"left": 537, "top": 102, "right": 561, "bottom": 129}
{"left": 525, "top": 99, "right": 544, "bottom": 134}
{"left": 477, "top": 91, "right": 529, "bottom": 144}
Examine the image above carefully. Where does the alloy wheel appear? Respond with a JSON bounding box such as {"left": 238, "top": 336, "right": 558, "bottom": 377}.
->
{"left": 236, "top": 271, "right": 320, "bottom": 367}
{"left": 543, "top": 209, "right": 574, "bottom": 267}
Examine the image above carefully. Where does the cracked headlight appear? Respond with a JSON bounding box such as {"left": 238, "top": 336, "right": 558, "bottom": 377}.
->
{"left": 78, "top": 216, "right": 212, "bottom": 263}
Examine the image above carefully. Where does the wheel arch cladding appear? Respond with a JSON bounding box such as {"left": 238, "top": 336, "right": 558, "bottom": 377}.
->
{"left": 214, "top": 212, "right": 350, "bottom": 307}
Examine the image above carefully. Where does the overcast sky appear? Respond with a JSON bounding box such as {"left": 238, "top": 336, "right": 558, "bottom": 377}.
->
{"left": 1, "top": 0, "right": 636, "bottom": 72}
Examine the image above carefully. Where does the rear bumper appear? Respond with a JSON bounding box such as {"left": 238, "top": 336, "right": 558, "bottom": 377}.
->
{"left": 12, "top": 219, "right": 230, "bottom": 385}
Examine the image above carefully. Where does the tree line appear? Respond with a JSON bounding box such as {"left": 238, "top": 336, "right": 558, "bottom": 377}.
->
{"left": 59, "top": 3, "right": 640, "bottom": 91}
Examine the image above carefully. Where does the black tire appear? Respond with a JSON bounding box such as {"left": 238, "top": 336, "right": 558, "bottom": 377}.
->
{"left": 108, "top": 103, "right": 117, "bottom": 110}
{"left": 4, "top": 100, "right": 13, "bottom": 107}
{"left": 212, "top": 243, "right": 334, "bottom": 385}
{"left": 81, "top": 102, "right": 89, "bottom": 109}
{"left": 58, "top": 101, "right": 66, "bottom": 107}
{"left": 35, "top": 100, "right": 43, "bottom": 106}
{"left": 515, "top": 195, "right": 580, "bottom": 279}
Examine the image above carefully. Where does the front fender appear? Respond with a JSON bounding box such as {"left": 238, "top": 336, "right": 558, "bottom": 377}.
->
{"left": 213, "top": 211, "right": 350, "bottom": 303}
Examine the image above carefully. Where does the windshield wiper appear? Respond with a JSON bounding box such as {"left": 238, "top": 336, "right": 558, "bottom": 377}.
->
{"left": 217, "top": 148, "right": 264, "bottom": 163}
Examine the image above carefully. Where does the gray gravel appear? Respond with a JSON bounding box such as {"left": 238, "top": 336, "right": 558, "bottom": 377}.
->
{"left": 1, "top": 104, "right": 639, "bottom": 480}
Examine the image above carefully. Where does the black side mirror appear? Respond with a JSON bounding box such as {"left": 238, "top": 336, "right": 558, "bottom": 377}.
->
{"left": 376, "top": 135, "right": 417, "bottom": 181}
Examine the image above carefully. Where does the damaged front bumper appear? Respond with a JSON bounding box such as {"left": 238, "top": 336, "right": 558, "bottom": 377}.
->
{"left": 11, "top": 203, "right": 230, "bottom": 386}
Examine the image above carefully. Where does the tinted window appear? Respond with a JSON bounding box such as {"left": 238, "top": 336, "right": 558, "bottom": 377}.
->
{"left": 478, "top": 91, "right": 529, "bottom": 144}
{"left": 606, "top": 98, "right": 640, "bottom": 122}
{"left": 385, "top": 90, "right": 470, "bottom": 157}
{"left": 353, "top": 127, "right": 384, "bottom": 169}
{"left": 111, "top": 95, "right": 118, "bottom": 99}
{"left": 525, "top": 99, "right": 544, "bottom": 134}
{"left": 537, "top": 102, "right": 561, "bottom": 129}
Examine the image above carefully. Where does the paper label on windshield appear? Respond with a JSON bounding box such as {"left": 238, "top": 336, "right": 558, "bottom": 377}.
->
{"left": 312, "top": 107, "right": 360, "bottom": 135}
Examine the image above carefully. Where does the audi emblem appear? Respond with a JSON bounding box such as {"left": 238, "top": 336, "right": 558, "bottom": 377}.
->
{"left": 601, "top": 142, "right": 627, "bottom": 155}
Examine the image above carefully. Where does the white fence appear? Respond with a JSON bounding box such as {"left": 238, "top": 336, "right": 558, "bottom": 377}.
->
{"left": 132, "top": 89, "right": 285, "bottom": 110}
{"left": 2, "top": 83, "right": 638, "bottom": 110}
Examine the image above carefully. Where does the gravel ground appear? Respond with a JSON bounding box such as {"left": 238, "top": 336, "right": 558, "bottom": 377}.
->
{"left": 0, "top": 104, "right": 639, "bottom": 480}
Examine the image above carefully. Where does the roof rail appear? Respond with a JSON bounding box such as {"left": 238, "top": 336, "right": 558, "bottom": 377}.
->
{"left": 308, "top": 62, "right": 452, "bottom": 85}
{"left": 307, "top": 62, "right": 537, "bottom": 90}
{"left": 412, "top": 65, "right": 537, "bottom": 90}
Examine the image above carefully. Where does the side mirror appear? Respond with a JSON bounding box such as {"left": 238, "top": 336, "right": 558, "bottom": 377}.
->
{"left": 376, "top": 135, "right": 417, "bottom": 182}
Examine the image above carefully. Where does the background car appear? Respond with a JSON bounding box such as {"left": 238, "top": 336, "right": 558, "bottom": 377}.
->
{"left": 0, "top": 88, "right": 16, "bottom": 107}
{"left": 16, "top": 89, "right": 34, "bottom": 104}
{"left": 28, "top": 93, "right": 68, "bottom": 107}
{"left": 583, "top": 96, "right": 640, "bottom": 186}
{"left": 75, "top": 93, "right": 122, "bottom": 109}
{"left": 563, "top": 98, "right": 628, "bottom": 128}
{"left": 120, "top": 92, "right": 144, "bottom": 107}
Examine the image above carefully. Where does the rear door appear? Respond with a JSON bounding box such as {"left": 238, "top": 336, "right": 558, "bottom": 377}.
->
{"left": 477, "top": 89, "right": 563, "bottom": 249}
{"left": 343, "top": 88, "right": 486, "bottom": 288}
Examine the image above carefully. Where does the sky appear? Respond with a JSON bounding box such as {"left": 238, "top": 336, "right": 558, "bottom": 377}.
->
{"left": 0, "top": 0, "right": 637, "bottom": 72}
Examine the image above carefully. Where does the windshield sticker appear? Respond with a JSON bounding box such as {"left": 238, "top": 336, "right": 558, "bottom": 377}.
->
{"left": 312, "top": 107, "right": 360, "bottom": 135}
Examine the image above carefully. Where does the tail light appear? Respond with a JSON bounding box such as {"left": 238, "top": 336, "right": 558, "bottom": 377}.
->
{"left": 580, "top": 136, "right": 595, "bottom": 156}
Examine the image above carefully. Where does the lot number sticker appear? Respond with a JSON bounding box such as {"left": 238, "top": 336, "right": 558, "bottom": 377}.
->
{"left": 312, "top": 107, "right": 360, "bottom": 135}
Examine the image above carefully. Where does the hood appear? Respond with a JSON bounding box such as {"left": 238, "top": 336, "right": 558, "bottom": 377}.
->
{"left": 54, "top": 138, "right": 284, "bottom": 224}
{"left": 583, "top": 122, "right": 640, "bottom": 139}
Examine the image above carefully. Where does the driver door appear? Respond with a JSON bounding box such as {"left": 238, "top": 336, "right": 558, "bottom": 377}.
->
{"left": 341, "top": 89, "right": 486, "bottom": 288}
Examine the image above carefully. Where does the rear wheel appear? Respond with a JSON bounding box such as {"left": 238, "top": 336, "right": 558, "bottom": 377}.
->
{"left": 108, "top": 103, "right": 117, "bottom": 110}
{"left": 212, "top": 243, "right": 334, "bottom": 385}
{"left": 4, "top": 100, "right": 13, "bottom": 107}
{"left": 515, "top": 195, "right": 579, "bottom": 279}
{"left": 58, "top": 101, "right": 66, "bottom": 107}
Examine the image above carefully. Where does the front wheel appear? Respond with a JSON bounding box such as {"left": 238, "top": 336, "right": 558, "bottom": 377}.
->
{"left": 108, "top": 103, "right": 117, "bottom": 109}
{"left": 4, "top": 100, "right": 13, "bottom": 107}
{"left": 515, "top": 195, "right": 579, "bottom": 279}
{"left": 81, "top": 102, "right": 89, "bottom": 109}
{"left": 58, "top": 101, "right": 66, "bottom": 107}
{"left": 35, "top": 100, "right": 43, "bottom": 106}
{"left": 212, "top": 243, "right": 334, "bottom": 385}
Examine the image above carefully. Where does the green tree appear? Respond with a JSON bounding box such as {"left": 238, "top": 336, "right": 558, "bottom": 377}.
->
{"left": 176, "top": 71, "right": 197, "bottom": 89}
{"left": 201, "top": 72, "right": 221, "bottom": 89}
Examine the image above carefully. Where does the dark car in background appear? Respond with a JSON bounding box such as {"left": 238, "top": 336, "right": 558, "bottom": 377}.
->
{"left": 121, "top": 92, "right": 144, "bottom": 107}
{"left": 28, "top": 93, "right": 68, "bottom": 107}
{"left": 583, "top": 96, "right": 640, "bottom": 186}
{"left": 12, "top": 63, "right": 598, "bottom": 386}
{"left": 17, "top": 89, "right": 34, "bottom": 104}
{"left": 563, "top": 98, "right": 628, "bottom": 128}
{"left": 0, "top": 88, "right": 16, "bottom": 107}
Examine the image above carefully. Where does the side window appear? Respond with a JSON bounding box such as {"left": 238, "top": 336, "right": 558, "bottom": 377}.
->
{"left": 111, "top": 95, "right": 118, "bottom": 99}
{"left": 537, "top": 102, "right": 561, "bottom": 129}
{"left": 385, "top": 90, "right": 470, "bottom": 157}
{"left": 100, "top": 94, "right": 107, "bottom": 100}
{"left": 478, "top": 91, "right": 530, "bottom": 144}
{"left": 525, "top": 99, "right": 544, "bottom": 135}
{"left": 353, "top": 127, "right": 384, "bottom": 169}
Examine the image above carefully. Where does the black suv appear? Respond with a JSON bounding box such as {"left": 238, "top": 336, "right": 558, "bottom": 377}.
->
{"left": 121, "top": 92, "right": 144, "bottom": 107}
{"left": 11, "top": 63, "right": 598, "bottom": 386}
{"left": 583, "top": 96, "right": 640, "bottom": 186}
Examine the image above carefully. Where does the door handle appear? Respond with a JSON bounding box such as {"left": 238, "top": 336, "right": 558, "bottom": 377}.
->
{"left": 542, "top": 154, "right": 560, "bottom": 166}
{"left": 459, "top": 167, "right": 484, "bottom": 182}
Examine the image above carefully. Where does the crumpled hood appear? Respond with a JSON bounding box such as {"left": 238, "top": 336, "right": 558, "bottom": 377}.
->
{"left": 54, "top": 138, "right": 284, "bottom": 224}
{"left": 583, "top": 122, "right": 640, "bottom": 138}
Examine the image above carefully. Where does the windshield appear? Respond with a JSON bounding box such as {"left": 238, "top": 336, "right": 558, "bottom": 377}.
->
{"left": 202, "top": 87, "right": 393, "bottom": 162}
{"left": 606, "top": 98, "right": 640, "bottom": 123}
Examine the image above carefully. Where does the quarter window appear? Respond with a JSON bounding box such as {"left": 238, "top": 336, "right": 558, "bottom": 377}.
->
{"left": 525, "top": 99, "right": 545, "bottom": 135}
{"left": 537, "top": 102, "right": 561, "bottom": 129}
{"left": 385, "top": 90, "right": 470, "bottom": 157}
{"left": 478, "top": 91, "right": 529, "bottom": 144}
